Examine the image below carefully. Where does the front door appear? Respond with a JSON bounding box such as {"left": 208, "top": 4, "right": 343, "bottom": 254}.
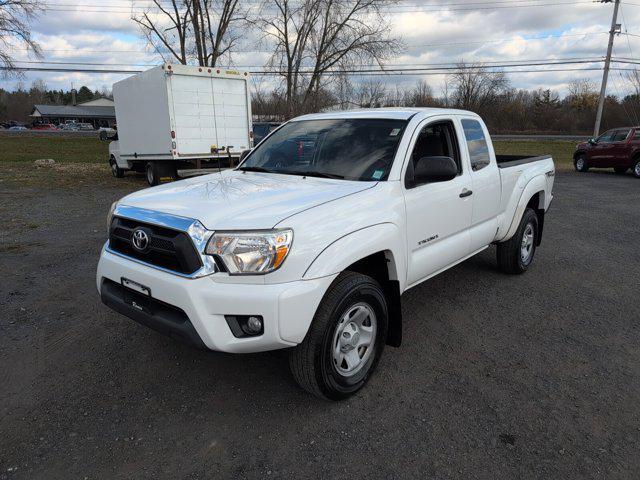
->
{"left": 403, "top": 119, "right": 473, "bottom": 286}
{"left": 604, "top": 128, "right": 631, "bottom": 167}
{"left": 589, "top": 129, "right": 616, "bottom": 166}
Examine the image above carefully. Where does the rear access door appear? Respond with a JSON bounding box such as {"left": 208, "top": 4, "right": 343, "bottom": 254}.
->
{"left": 211, "top": 74, "right": 252, "bottom": 156}
{"left": 167, "top": 68, "right": 251, "bottom": 158}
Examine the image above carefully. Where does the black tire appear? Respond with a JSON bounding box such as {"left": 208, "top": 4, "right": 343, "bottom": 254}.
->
{"left": 574, "top": 154, "right": 589, "bottom": 172}
{"left": 109, "top": 156, "right": 124, "bottom": 178}
{"left": 614, "top": 166, "right": 628, "bottom": 175}
{"left": 497, "top": 208, "right": 539, "bottom": 274}
{"left": 289, "top": 271, "right": 388, "bottom": 400}
{"left": 145, "top": 161, "right": 177, "bottom": 186}
{"left": 633, "top": 158, "right": 640, "bottom": 178}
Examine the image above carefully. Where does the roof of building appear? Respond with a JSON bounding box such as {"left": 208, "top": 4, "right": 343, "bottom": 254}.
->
{"left": 77, "top": 97, "right": 114, "bottom": 107}
{"left": 31, "top": 104, "right": 115, "bottom": 118}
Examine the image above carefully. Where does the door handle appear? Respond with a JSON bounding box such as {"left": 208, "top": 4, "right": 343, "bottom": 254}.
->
{"left": 459, "top": 189, "right": 473, "bottom": 198}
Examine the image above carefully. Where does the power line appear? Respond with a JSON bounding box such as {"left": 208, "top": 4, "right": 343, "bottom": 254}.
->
{"left": 7, "top": 65, "right": 637, "bottom": 77}
{"left": 5, "top": 31, "right": 608, "bottom": 56}
{"left": 7, "top": 58, "right": 610, "bottom": 72}
{"left": 39, "top": 0, "right": 595, "bottom": 14}
{"left": 8, "top": 56, "right": 607, "bottom": 69}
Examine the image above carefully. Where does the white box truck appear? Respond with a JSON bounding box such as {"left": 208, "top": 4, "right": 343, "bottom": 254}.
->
{"left": 104, "top": 64, "right": 253, "bottom": 185}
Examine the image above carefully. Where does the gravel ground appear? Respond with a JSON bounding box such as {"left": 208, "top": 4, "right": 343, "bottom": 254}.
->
{"left": 1, "top": 170, "right": 639, "bottom": 479}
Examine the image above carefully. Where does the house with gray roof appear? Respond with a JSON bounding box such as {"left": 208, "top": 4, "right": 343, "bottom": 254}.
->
{"left": 30, "top": 98, "right": 116, "bottom": 128}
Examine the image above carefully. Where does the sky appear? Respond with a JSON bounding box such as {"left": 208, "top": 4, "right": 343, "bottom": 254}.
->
{"left": 3, "top": 0, "right": 640, "bottom": 98}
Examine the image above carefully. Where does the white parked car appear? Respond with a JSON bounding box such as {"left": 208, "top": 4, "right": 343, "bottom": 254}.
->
{"left": 97, "top": 108, "right": 555, "bottom": 399}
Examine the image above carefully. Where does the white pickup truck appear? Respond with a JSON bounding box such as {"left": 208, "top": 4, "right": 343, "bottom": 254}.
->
{"left": 97, "top": 108, "right": 555, "bottom": 400}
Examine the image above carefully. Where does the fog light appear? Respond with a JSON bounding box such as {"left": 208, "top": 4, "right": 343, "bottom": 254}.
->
{"left": 224, "top": 315, "right": 264, "bottom": 338}
{"left": 245, "top": 316, "right": 262, "bottom": 334}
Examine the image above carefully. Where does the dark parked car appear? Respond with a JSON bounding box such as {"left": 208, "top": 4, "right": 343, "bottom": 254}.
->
{"left": 574, "top": 127, "right": 640, "bottom": 178}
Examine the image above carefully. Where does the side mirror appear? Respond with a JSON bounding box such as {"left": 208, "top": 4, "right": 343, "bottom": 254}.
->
{"left": 239, "top": 149, "right": 252, "bottom": 162}
{"left": 413, "top": 156, "right": 458, "bottom": 184}
{"left": 588, "top": 137, "right": 597, "bottom": 145}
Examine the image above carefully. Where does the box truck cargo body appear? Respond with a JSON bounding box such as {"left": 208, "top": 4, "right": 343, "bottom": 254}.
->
{"left": 108, "top": 64, "right": 252, "bottom": 185}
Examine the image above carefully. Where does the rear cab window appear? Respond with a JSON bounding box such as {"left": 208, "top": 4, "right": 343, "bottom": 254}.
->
{"left": 461, "top": 119, "right": 491, "bottom": 171}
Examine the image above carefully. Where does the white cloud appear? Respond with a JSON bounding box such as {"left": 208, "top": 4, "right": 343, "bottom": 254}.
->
{"left": 3, "top": 0, "right": 640, "bottom": 97}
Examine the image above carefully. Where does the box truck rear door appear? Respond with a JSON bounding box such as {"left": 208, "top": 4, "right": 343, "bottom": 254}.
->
{"left": 169, "top": 73, "right": 218, "bottom": 156}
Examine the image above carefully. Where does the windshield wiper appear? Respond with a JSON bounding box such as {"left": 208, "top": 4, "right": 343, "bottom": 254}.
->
{"left": 284, "top": 170, "right": 345, "bottom": 179}
{"left": 237, "top": 165, "right": 274, "bottom": 173}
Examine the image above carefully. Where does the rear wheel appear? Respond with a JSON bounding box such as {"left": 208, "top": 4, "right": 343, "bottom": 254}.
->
{"left": 145, "top": 161, "right": 177, "bottom": 186}
{"left": 634, "top": 159, "right": 640, "bottom": 178}
{"left": 574, "top": 154, "right": 589, "bottom": 172}
{"left": 289, "top": 271, "right": 388, "bottom": 400}
{"left": 109, "top": 156, "right": 124, "bottom": 178}
{"left": 497, "top": 208, "right": 539, "bottom": 274}
{"left": 614, "top": 166, "right": 628, "bottom": 174}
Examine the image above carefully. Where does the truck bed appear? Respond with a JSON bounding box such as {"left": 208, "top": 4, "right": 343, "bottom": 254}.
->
{"left": 495, "top": 154, "right": 551, "bottom": 168}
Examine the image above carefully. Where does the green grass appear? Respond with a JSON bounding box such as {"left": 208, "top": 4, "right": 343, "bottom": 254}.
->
{"left": 0, "top": 134, "right": 108, "bottom": 164}
{"left": 0, "top": 134, "right": 576, "bottom": 170}
{"left": 493, "top": 140, "right": 575, "bottom": 170}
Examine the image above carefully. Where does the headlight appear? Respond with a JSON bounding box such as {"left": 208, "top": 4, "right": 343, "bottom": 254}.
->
{"left": 205, "top": 229, "right": 293, "bottom": 274}
{"left": 107, "top": 201, "right": 118, "bottom": 233}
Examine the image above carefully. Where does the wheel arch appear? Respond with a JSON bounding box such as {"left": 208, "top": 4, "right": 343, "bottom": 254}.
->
{"left": 525, "top": 191, "right": 545, "bottom": 246}
{"left": 303, "top": 223, "right": 406, "bottom": 347}
{"left": 573, "top": 149, "right": 587, "bottom": 160}
{"left": 499, "top": 175, "right": 547, "bottom": 243}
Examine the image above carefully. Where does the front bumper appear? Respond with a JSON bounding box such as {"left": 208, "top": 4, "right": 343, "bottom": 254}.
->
{"left": 97, "top": 246, "right": 336, "bottom": 353}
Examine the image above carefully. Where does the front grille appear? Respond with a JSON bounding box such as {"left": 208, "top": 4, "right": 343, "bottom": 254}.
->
{"left": 109, "top": 217, "right": 202, "bottom": 275}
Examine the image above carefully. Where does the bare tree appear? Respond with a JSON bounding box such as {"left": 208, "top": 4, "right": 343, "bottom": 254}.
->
{"left": 404, "top": 80, "right": 434, "bottom": 107}
{"left": 132, "top": 0, "right": 244, "bottom": 67}
{"left": 353, "top": 78, "right": 387, "bottom": 108}
{"left": 566, "top": 78, "right": 598, "bottom": 110}
{"left": 448, "top": 62, "right": 509, "bottom": 112}
{"left": 0, "top": 0, "right": 43, "bottom": 75}
{"left": 259, "top": 0, "right": 401, "bottom": 116}
{"left": 624, "top": 68, "right": 640, "bottom": 99}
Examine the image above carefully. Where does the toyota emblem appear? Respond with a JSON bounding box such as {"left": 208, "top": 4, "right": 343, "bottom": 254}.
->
{"left": 132, "top": 228, "right": 150, "bottom": 251}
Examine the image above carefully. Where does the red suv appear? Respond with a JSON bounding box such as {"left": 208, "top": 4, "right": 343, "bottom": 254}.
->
{"left": 573, "top": 127, "right": 640, "bottom": 178}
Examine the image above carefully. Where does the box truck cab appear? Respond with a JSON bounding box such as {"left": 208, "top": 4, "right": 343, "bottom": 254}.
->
{"left": 106, "top": 64, "right": 253, "bottom": 185}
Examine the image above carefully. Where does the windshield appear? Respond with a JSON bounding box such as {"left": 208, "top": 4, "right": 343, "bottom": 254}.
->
{"left": 239, "top": 118, "right": 408, "bottom": 181}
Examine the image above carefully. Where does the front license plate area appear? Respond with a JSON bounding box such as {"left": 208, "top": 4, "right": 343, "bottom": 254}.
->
{"left": 121, "top": 278, "right": 152, "bottom": 314}
{"left": 121, "top": 277, "right": 151, "bottom": 296}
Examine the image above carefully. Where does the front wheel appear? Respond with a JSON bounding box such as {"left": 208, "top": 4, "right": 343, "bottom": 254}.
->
{"left": 633, "top": 159, "right": 640, "bottom": 178}
{"left": 289, "top": 272, "right": 388, "bottom": 400}
{"left": 497, "top": 208, "right": 539, "bottom": 274}
{"left": 574, "top": 154, "right": 589, "bottom": 172}
{"left": 109, "top": 157, "right": 124, "bottom": 178}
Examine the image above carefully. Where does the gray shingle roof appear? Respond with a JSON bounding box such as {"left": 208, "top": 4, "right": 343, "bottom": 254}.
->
{"left": 32, "top": 104, "right": 115, "bottom": 118}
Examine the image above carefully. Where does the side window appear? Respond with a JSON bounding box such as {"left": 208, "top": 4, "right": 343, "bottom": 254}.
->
{"left": 597, "top": 130, "right": 615, "bottom": 143}
{"left": 405, "top": 121, "right": 461, "bottom": 188}
{"left": 633, "top": 130, "right": 640, "bottom": 141}
{"left": 612, "top": 129, "right": 630, "bottom": 142}
{"left": 461, "top": 119, "right": 491, "bottom": 171}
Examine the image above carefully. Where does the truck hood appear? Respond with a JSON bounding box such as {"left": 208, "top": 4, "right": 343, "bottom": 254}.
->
{"left": 119, "top": 170, "right": 376, "bottom": 230}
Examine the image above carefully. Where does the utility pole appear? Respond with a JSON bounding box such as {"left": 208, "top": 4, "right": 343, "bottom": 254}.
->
{"left": 594, "top": 0, "right": 621, "bottom": 137}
